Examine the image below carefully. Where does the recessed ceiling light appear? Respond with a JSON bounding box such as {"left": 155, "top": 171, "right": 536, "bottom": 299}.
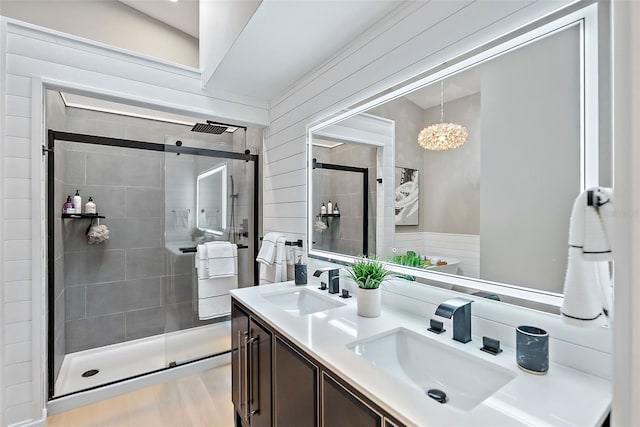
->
{"left": 168, "top": 0, "right": 179, "bottom": 3}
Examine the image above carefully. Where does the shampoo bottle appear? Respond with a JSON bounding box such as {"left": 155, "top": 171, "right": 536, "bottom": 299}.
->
{"left": 73, "top": 190, "right": 82, "bottom": 214}
{"left": 320, "top": 203, "right": 327, "bottom": 215}
{"left": 327, "top": 200, "right": 333, "bottom": 214}
{"left": 333, "top": 203, "right": 339, "bottom": 214}
{"left": 85, "top": 196, "right": 96, "bottom": 215}
{"left": 63, "top": 195, "right": 73, "bottom": 214}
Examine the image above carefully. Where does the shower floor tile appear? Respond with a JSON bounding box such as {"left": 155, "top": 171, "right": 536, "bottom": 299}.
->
{"left": 55, "top": 322, "right": 231, "bottom": 396}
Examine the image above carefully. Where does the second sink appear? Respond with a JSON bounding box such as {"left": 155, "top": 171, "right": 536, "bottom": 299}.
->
{"left": 348, "top": 327, "right": 516, "bottom": 411}
{"left": 263, "top": 288, "right": 345, "bottom": 316}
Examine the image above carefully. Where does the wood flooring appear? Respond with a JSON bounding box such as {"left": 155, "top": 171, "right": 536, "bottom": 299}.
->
{"left": 48, "top": 364, "right": 234, "bottom": 427}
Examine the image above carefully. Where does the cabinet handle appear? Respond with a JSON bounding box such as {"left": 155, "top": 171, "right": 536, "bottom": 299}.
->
{"left": 237, "top": 330, "right": 243, "bottom": 414}
{"left": 248, "top": 335, "right": 260, "bottom": 416}
{"left": 243, "top": 332, "right": 251, "bottom": 421}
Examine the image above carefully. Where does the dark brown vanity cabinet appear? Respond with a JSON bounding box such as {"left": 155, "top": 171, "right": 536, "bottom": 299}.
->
{"left": 232, "top": 303, "right": 272, "bottom": 427}
{"left": 322, "top": 372, "right": 382, "bottom": 427}
{"left": 232, "top": 298, "right": 404, "bottom": 427}
{"left": 274, "top": 337, "right": 319, "bottom": 426}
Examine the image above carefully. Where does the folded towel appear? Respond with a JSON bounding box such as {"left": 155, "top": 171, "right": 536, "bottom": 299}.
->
{"left": 198, "top": 294, "right": 233, "bottom": 320}
{"left": 259, "top": 236, "right": 287, "bottom": 284}
{"left": 562, "top": 187, "right": 614, "bottom": 327}
{"left": 206, "top": 241, "right": 237, "bottom": 278}
{"left": 174, "top": 209, "right": 190, "bottom": 228}
{"left": 256, "top": 232, "right": 282, "bottom": 266}
{"left": 197, "top": 243, "right": 238, "bottom": 320}
{"left": 198, "top": 275, "right": 238, "bottom": 299}
{"left": 196, "top": 244, "right": 209, "bottom": 278}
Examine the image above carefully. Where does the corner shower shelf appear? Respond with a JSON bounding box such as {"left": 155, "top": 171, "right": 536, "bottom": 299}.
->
{"left": 62, "top": 213, "right": 105, "bottom": 219}
{"left": 317, "top": 213, "right": 340, "bottom": 218}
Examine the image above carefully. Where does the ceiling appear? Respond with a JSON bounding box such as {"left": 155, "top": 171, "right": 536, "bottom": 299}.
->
{"left": 403, "top": 67, "right": 482, "bottom": 110}
{"left": 117, "top": 0, "right": 199, "bottom": 39}
{"left": 206, "top": 0, "right": 404, "bottom": 100}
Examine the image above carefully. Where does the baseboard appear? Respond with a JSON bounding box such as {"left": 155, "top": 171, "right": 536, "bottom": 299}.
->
{"left": 9, "top": 408, "right": 47, "bottom": 427}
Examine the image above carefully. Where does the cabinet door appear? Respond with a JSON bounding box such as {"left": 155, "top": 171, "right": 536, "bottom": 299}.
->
{"left": 274, "top": 337, "right": 319, "bottom": 427}
{"left": 232, "top": 303, "right": 249, "bottom": 414}
{"left": 249, "top": 319, "right": 272, "bottom": 427}
{"left": 322, "top": 373, "right": 382, "bottom": 427}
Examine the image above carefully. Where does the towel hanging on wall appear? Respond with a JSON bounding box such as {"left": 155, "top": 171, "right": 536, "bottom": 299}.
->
{"left": 561, "top": 187, "right": 613, "bottom": 327}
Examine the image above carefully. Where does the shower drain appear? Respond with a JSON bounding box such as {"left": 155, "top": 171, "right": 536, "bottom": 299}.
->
{"left": 81, "top": 369, "right": 99, "bottom": 378}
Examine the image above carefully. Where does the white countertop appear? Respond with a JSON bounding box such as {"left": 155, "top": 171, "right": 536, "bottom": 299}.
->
{"left": 230, "top": 279, "right": 611, "bottom": 427}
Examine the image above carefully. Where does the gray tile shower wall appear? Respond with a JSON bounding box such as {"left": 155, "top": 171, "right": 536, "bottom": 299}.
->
{"left": 59, "top": 142, "right": 207, "bottom": 354}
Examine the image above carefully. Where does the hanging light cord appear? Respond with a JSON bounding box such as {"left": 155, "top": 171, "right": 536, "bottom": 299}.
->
{"left": 440, "top": 80, "right": 444, "bottom": 123}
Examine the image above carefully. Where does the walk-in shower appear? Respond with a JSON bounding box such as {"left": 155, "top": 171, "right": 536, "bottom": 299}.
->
{"left": 46, "top": 128, "right": 259, "bottom": 401}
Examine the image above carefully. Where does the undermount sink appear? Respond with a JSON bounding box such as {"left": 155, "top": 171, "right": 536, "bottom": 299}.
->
{"left": 263, "top": 288, "right": 345, "bottom": 316}
{"left": 348, "top": 328, "right": 516, "bottom": 411}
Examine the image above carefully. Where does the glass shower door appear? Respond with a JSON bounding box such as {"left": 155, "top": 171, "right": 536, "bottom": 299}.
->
{"left": 163, "top": 149, "right": 256, "bottom": 367}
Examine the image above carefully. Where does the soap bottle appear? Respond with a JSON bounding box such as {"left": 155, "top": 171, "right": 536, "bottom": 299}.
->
{"left": 73, "top": 190, "right": 82, "bottom": 214}
{"left": 320, "top": 203, "right": 327, "bottom": 215}
{"left": 327, "top": 200, "right": 333, "bottom": 214}
{"left": 333, "top": 203, "right": 339, "bottom": 214}
{"left": 85, "top": 196, "right": 96, "bottom": 215}
{"left": 294, "top": 255, "right": 307, "bottom": 285}
{"left": 63, "top": 195, "right": 73, "bottom": 214}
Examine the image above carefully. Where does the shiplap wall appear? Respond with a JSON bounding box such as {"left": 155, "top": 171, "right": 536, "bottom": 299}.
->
{"left": 0, "top": 20, "right": 268, "bottom": 426}
{"left": 262, "top": 0, "right": 574, "bottom": 253}
{"left": 393, "top": 232, "right": 480, "bottom": 278}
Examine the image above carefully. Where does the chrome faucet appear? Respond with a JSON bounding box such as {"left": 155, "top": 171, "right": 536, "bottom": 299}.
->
{"left": 435, "top": 297, "right": 473, "bottom": 343}
{"left": 313, "top": 267, "right": 340, "bottom": 294}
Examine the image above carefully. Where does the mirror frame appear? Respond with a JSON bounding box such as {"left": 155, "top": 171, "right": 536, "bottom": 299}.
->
{"left": 306, "top": 3, "right": 600, "bottom": 308}
{"left": 196, "top": 163, "right": 228, "bottom": 235}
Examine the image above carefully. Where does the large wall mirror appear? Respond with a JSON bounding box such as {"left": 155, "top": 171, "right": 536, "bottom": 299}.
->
{"left": 308, "top": 4, "right": 609, "bottom": 310}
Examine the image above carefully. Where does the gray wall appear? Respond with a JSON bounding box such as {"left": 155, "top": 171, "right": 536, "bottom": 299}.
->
{"left": 369, "top": 97, "right": 424, "bottom": 234}
{"left": 479, "top": 25, "right": 580, "bottom": 293}
{"left": 312, "top": 143, "right": 377, "bottom": 256}
{"left": 422, "top": 93, "right": 481, "bottom": 235}
{"left": 61, "top": 142, "right": 172, "bottom": 353}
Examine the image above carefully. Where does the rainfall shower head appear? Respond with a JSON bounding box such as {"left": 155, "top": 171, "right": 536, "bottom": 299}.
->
{"left": 191, "top": 121, "right": 228, "bottom": 134}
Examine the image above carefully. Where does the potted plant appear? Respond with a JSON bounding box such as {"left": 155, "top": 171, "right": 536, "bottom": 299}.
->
{"left": 345, "top": 258, "right": 392, "bottom": 317}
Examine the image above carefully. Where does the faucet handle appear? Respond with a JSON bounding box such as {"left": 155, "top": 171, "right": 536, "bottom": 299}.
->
{"left": 428, "top": 318, "right": 446, "bottom": 334}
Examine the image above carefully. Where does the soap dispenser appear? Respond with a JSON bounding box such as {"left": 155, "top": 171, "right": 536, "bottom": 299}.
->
{"left": 73, "top": 190, "right": 82, "bottom": 214}
{"left": 85, "top": 196, "right": 96, "bottom": 215}
{"left": 320, "top": 203, "right": 327, "bottom": 215}
{"left": 327, "top": 200, "right": 333, "bottom": 214}
{"left": 294, "top": 255, "right": 307, "bottom": 285}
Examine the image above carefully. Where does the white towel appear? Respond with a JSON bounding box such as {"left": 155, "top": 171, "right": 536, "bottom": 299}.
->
{"left": 174, "top": 209, "right": 190, "bottom": 228}
{"left": 259, "top": 236, "right": 287, "bottom": 284}
{"left": 561, "top": 187, "right": 613, "bottom": 327}
{"left": 196, "top": 244, "right": 209, "bottom": 278}
{"left": 206, "top": 241, "right": 237, "bottom": 278}
{"left": 196, "top": 243, "right": 238, "bottom": 320}
{"left": 256, "top": 232, "right": 281, "bottom": 265}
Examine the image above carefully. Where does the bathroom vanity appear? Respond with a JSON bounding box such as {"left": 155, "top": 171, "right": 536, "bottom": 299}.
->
{"left": 230, "top": 279, "right": 610, "bottom": 427}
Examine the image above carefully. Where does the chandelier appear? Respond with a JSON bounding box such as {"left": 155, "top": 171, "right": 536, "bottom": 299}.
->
{"left": 417, "top": 81, "right": 468, "bottom": 151}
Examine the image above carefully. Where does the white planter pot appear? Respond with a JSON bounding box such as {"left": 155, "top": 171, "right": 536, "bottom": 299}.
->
{"left": 357, "top": 287, "right": 381, "bottom": 318}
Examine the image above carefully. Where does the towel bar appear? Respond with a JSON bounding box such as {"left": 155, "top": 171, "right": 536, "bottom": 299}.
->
{"left": 259, "top": 237, "right": 303, "bottom": 247}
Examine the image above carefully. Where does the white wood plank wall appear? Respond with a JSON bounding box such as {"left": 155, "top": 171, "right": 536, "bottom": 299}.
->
{"left": 393, "top": 232, "right": 480, "bottom": 278}
{"left": 262, "top": 0, "right": 574, "bottom": 258}
{"left": 0, "top": 20, "right": 268, "bottom": 426}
